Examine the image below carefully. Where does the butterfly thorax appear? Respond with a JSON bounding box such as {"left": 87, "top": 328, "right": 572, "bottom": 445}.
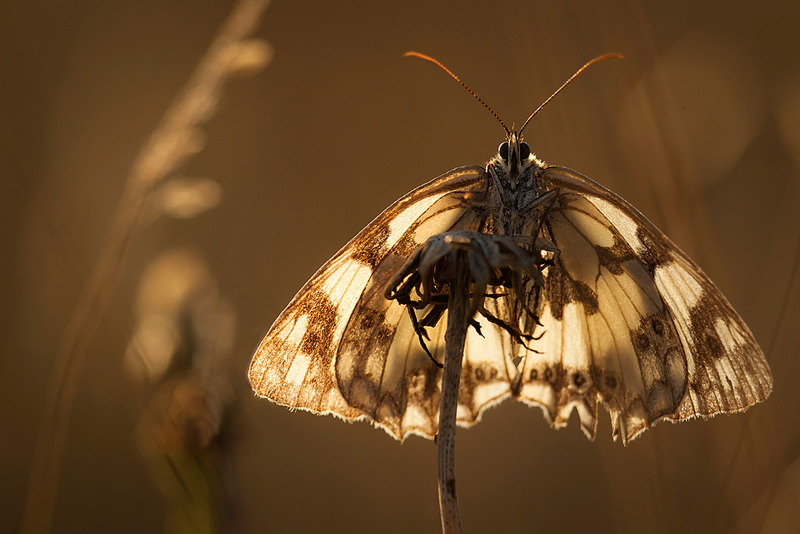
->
{"left": 484, "top": 131, "right": 550, "bottom": 237}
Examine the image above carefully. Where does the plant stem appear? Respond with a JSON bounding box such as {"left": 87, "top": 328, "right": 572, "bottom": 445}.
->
{"left": 438, "top": 255, "right": 471, "bottom": 534}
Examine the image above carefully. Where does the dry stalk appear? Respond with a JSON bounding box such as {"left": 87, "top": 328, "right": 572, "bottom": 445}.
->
{"left": 386, "top": 231, "right": 551, "bottom": 533}
{"left": 438, "top": 253, "right": 470, "bottom": 534}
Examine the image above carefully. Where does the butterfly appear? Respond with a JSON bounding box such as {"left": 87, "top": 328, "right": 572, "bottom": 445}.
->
{"left": 249, "top": 52, "right": 772, "bottom": 444}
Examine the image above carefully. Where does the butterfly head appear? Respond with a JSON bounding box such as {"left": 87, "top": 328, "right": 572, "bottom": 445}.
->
{"left": 492, "top": 130, "right": 536, "bottom": 179}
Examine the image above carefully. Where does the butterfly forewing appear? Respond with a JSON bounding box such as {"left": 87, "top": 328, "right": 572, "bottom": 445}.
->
{"left": 250, "top": 166, "right": 523, "bottom": 439}
{"left": 512, "top": 166, "right": 771, "bottom": 443}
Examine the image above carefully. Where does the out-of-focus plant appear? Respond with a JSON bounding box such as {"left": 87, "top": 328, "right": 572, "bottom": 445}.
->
{"left": 21, "top": 2, "right": 272, "bottom": 533}
{"left": 127, "top": 248, "right": 237, "bottom": 534}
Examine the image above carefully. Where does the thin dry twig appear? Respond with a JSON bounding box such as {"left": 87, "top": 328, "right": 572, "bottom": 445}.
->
{"left": 438, "top": 254, "right": 470, "bottom": 534}
{"left": 21, "top": 2, "right": 271, "bottom": 532}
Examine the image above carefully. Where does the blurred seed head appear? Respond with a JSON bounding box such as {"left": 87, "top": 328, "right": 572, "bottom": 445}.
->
{"left": 224, "top": 39, "right": 273, "bottom": 77}
{"left": 124, "top": 248, "right": 235, "bottom": 386}
{"left": 126, "top": 247, "right": 237, "bottom": 460}
{"left": 156, "top": 176, "right": 223, "bottom": 219}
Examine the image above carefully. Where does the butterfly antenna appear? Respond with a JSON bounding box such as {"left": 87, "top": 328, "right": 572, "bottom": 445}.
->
{"left": 404, "top": 51, "right": 510, "bottom": 135}
{"left": 519, "top": 53, "right": 623, "bottom": 136}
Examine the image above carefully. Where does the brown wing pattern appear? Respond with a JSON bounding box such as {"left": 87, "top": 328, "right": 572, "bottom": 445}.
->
{"left": 250, "top": 166, "right": 520, "bottom": 440}
{"left": 250, "top": 160, "right": 771, "bottom": 444}
{"left": 514, "top": 166, "right": 771, "bottom": 443}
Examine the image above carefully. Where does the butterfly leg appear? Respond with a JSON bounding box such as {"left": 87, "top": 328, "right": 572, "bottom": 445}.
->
{"left": 478, "top": 305, "right": 543, "bottom": 353}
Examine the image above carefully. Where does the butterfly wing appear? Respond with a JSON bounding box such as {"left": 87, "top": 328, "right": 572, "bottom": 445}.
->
{"left": 515, "top": 165, "right": 772, "bottom": 444}
{"left": 249, "top": 166, "right": 521, "bottom": 440}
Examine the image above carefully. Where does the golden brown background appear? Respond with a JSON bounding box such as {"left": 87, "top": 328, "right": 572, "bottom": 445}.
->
{"left": 2, "top": 0, "right": 800, "bottom": 532}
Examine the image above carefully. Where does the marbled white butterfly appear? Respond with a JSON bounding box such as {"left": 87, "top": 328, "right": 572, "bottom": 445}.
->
{"left": 249, "top": 52, "right": 772, "bottom": 444}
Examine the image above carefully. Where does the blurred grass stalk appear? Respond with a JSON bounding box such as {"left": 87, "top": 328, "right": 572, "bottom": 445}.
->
{"left": 21, "top": 1, "right": 272, "bottom": 532}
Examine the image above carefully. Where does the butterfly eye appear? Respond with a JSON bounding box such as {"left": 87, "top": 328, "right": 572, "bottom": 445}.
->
{"left": 498, "top": 142, "right": 509, "bottom": 160}
{"left": 519, "top": 142, "right": 531, "bottom": 160}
